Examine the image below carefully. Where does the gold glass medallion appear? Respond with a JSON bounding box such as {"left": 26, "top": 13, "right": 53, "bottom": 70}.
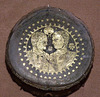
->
{"left": 6, "top": 7, "right": 94, "bottom": 96}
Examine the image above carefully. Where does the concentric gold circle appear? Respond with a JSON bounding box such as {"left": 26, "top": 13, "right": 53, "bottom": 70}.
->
{"left": 18, "top": 20, "right": 84, "bottom": 75}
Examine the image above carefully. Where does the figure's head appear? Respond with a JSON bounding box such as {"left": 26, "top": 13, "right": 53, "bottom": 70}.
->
{"left": 52, "top": 31, "right": 69, "bottom": 49}
{"left": 31, "top": 32, "right": 47, "bottom": 51}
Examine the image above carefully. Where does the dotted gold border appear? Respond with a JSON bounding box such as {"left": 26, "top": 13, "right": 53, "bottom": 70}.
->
{"left": 18, "top": 18, "right": 85, "bottom": 79}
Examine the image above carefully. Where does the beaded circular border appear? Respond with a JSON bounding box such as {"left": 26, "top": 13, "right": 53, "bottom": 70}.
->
{"left": 18, "top": 18, "right": 85, "bottom": 79}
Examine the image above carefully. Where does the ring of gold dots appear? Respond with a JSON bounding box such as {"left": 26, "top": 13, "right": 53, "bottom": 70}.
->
{"left": 18, "top": 18, "right": 85, "bottom": 79}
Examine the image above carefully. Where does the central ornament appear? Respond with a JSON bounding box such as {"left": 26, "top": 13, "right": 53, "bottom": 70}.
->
{"left": 26, "top": 26, "right": 76, "bottom": 74}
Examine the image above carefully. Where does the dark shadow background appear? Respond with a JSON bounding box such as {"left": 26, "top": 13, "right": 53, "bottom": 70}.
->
{"left": 0, "top": 0, "right": 99, "bottom": 97}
